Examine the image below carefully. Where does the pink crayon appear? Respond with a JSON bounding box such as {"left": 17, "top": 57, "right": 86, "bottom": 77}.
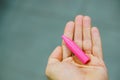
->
{"left": 62, "top": 35, "right": 90, "bottom": 64}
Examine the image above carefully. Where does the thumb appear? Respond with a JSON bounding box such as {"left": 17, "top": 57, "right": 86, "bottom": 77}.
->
{"left": 48, "top": 46, "right": 62, "bottom": 64}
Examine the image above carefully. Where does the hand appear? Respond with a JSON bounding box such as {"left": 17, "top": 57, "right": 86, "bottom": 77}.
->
{"left": 45, "top": 15, "right": 108, "bottom": 80}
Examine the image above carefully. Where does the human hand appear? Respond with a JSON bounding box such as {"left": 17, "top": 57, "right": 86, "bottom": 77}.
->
{"left": 45, "top": 15, "right": 108, "bottom": 80}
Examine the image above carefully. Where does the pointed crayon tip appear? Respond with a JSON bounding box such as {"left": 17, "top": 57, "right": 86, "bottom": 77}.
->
{"left": 61, "top": 35, "right": 65, "bottom": 39}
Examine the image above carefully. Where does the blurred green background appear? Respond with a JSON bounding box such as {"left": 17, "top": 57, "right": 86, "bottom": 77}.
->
{"left": 0, "top": 0, "right": 120, "bottom": 80}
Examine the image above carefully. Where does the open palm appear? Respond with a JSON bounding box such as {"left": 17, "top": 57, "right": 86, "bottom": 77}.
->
{"left": 46, "top": 15, "right": 108, "bottom": 80}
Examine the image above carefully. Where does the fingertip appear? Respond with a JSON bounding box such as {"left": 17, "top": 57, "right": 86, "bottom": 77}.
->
{"left": 75, "top": 15, "right": 83, "bottom": 21}
{"left": 83, "top": 16, "right": 91, "bottom": 27}
{"left": 84, "top": 16, "right": 91, "bottom": 20}
{"left": 55, "top": 46, "right": 62, "bottom": 53}
{"left": 64, "top": 21, "right": 74, "bottom": 38}
{"left": 92, "top": 27, "right": 100, "bottom": 36}
{"left": 56, "top": 46, "right": 62, "bottom": 53}
{"left": 64, "top": 21, "right": 74, "bottom": 33}
{"left": 66, "top": 21, "right": 74, "bottom": 25}
{"left": 76, "top": 15, "right": 83, "bottom": 18}
{"left": 92, "top": 27, "right": 98, "bottom": 30}
{"left": 56, "top": 46, "right": 62, "bottom": 49}
{"left": 50, "top": 46, "right": 62, "bottom": 58}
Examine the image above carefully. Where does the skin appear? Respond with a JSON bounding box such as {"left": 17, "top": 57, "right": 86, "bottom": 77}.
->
{"left": 45, "top": 15, "right": 108, "bottom": 80}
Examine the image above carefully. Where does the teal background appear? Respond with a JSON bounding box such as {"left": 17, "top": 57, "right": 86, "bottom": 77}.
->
{"left": 0, "top": 0, "right": 120, "bottom": 80}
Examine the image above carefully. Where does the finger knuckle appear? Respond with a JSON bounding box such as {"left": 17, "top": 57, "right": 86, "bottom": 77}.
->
{"left": 83, "top": 40, "right": 92, "bottom": 50}
{"left": 74, "top": 40, "right": 82, "bottom": 48}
